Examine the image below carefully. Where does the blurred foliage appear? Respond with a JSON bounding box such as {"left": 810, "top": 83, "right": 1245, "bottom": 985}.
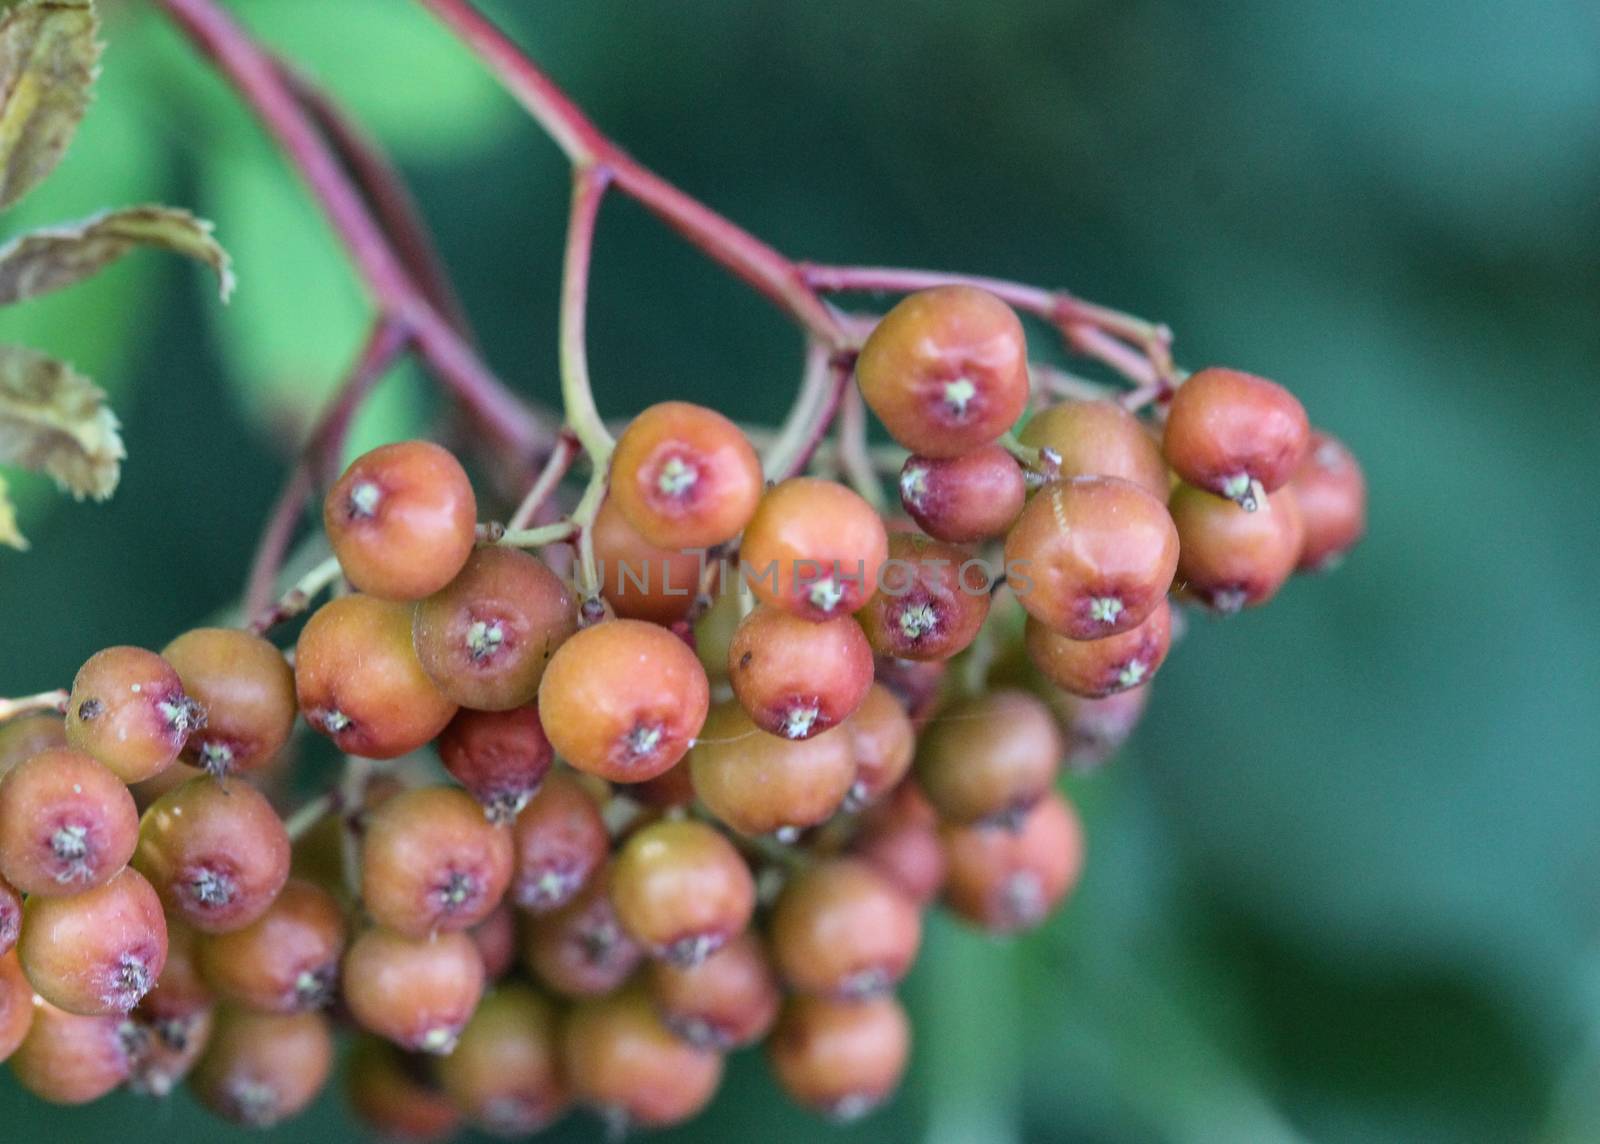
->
{"left": 2, "top": 0, "right": 1598, "bottom": 1141}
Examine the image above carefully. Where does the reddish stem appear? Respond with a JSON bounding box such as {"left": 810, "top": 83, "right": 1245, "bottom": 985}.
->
{"left": 507, "top": 428, "right": 580, "bottom": 530}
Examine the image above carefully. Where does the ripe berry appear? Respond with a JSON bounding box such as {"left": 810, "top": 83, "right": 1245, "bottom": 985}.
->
{"left": 0, "top": 712, "right": 65, "bottom": 774}
{"left": 436, "top": 705, "right": 554, "bottom": 822}
{"left": 468, "top": 902, "right": 518, "bottom": 981}
{"left": 342, "top": 927, "right": 485, "bottom": 1054}
{"left": 1018, "top": 399, "right": 1169, "bottom": 500}
{"left": 508, "top": 770, "right": 608, "bottom": 912}
{"left": 133, "top": 775, "right": 291, "bottom": 933}
{"left": 19, "top": 867, "right": 167, "bottom": 1015}
{"left": 592, "top": 495, "right": 706, "bottom": 624}
{"left": 1004, "top": 476, "right": 1179, "bottom": 639}
{"left": 0, "top": 746, "right": 139, "bottom": 895}
{"left": 915, "top": 690, "right": 1061, "bottom": 825}
{"left": 519, "top": 871, "right": 642, "bottom": 998}
{"left": 65, "top": 646, "right": 204, "bottom": 782}
{"left": 537, "top": 618, "right": 709, "bottom": 783}
{"left": 296, "top": 594, "right": 459, "bottom": 759}
{"left": 768, "top": 994, "right": 910, "bottom": 1120}
{"left": 770, "top": 859, "right": 921, "bottom": 999}
{"left": 346, "top": 1037, "right": 462, "bottom": 1144}
{"left": 857, "top": 532, "right": 991, "bottom": 661}
{"left": 190, "top": 1007, "right": 334, "bottom": 1127}
{"left": 1170, "top": 483, "right": 1304, "bottom": 612}
{"left": 609, "top": 400, "right": 763, "bottom": 550}
{"left": 1289, "top": 429, "right": 1367, "bottom": 571}
{"left": 197, "top": 879, "right": 346, "bottom": 1013}
{"left": 436, "top": 983, "right": 567, "bottom": 1136}
{"left": 873, "top": 653, "right": 948, "bottom": 725}
{"left": 561, "top": 984, "right": 724, "bottom": 1129}
{"left": 740, "top": 477, "right": 889, "bottom": 620}
{"left": 413, "top": 546, "right": 577, "bottom": 711}
{"left": 135, "top": 920, "right": 213, "bottom": 1036}
{"left": 0, "top": 875, "right": 20, "bottom": 956}
{"left": 728, "top": 606, "right": 874, "bottom": 739}
{"left": 856, "top": 285, "right": 1030, "bottom": 457}
{"left": 898, "top": 444, "right": 1027, "bottom": 543}
{"left": 126, "top": 1005, "right": 212, "bottom": 1097}
{"left": 850, "top": 799, "right": 947, "bottom": 907}
{"left": 942, "top": 790, "right": 1085, "bottom": 932}
{"left": 8, "top": 999, "right": 139, "bottom": 1104}
{"left": 0, "top": 949, "right": 36, "bottom": 1062}
{"left": 647, "top": 931, "right": 780, "bottom": 1050}
{"left": 1025, "top": 597, "right": 1172, "bottom": 698}
{"left": 631, "top": 758, "right": 697, "bottom": 810}
{"left": 361, "top": 786, "right": 513, "bottom": 938}
{"left": 1163, "top": 367, "right": 1309, "bottom": 508}
{"left": 842, "top": 682, "right": 916, "bottom": 808}
{"left": 610, "top": 819, "right": 755, "bottom": 966}
{"left": 162, "top": 627, "right": 296, "bottom": 777}
{"left": 690, "top": 701, "right": 856, "bottom": 836}
{"left": 324, "top": 439, "right": 477, "bottom": 601}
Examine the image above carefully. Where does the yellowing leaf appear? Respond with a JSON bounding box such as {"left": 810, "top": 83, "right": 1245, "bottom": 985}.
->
{"left": 0, "top": 342, "right": 121, "bottom": 501}
{"left": 0, "top": 0, "right": 100, "bottom": 211}
{"left": 0, "top": 204, "right": 234, "bottom": 304}
{"left": 0, "top": 471, "right": 24, "bottom": 549}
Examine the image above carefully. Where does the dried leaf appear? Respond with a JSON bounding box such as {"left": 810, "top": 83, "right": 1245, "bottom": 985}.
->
{"left": 0, "top": 342, "right": 121, "bottom": 501}
{"left": 0, "top": 471, "right": 24, "bottom": 549}
{"left": 0, "top": 0, "right": 99, "bottom": 211}
{"left": 0, "top": 204, "right": 235, "bottom": 304}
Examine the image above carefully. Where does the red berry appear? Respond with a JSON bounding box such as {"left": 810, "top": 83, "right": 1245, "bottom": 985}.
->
{"left": 133, "top": 775, "right": 291, "bottom": 933}
{"left": 1289, "top": 429, "right": 1367, "bottom": 571}
{"left": 740, "top": 478, "right": 890, "bottom": 620}
{"left": 915, "top": 690, "right": 1062, "bottom": 825}
{"left": 0, "top": 712, "right": 66, "bottom": 775}
{"left": 942, "top": 790, "right": 1085, "bottom": 932}
{"left": 436, "top": 983, "right": 568, "bottom": 1136}
{"left": 467, "top": 902, "right": 518, "bottom": 981}
{"left": 0, "top": 747, "right": 138, "bottom": 895}
{"left": 630, "top": 758, "right": 697, "bottom": 810}
{"left": 295, "top": 594, "right": 458, "bottom": 759}
{"left": 1049, "top": 686, "right": 1150, "bottom": 771}
{"left": 126, "top": 1005, "right": 212, "bottom": 1097}
{"left": 0, "top": 949, "right": 37, "bottom": 1062}
{"left": 197, "top": 879, "right": 346, "bottom": 1013}
{"left": 190, "top": 1007, "right": 334, "bottom": 1127}
{"left": 8, "top": 998, "right": 139, "bottom": 1104}
{"left": 436, "top": 704, "right": 554, "bottom": 823}
{"left": 872, "top": 653, "right": 948, "bottom": 726}
{"left": 413, "top": 545, "right": 577, "bottom": 711}
{"left": 19, "top": 866, "right": 167, "bottom": 1015}
{"left": 841, "top": 682, "right": 916, "bottom": 809}
{"left": 850, "top": 791, "right": 947, "bottom": 908}
{"left": 770, "top": 859, "right": 921, "bottom": 999}
{"left": 1025, "top": 596, "right": 1172, "bottom": 698}
{"left": 519, "top": 870, "right": 642, "bottom": 998}
{"left": 728, "top": 606, "right": 874, "bottom": 739}
{"left": 1004, "top": 476, "right": 1179, "bottom": 639}
{"left": 342, "top": 927, "right": 485, "bottom": 1054}
{"left": 856, "top": 285, "right": 1030, "bottom": 456}
{"left": 0, "top": 875, "right": 20, "bottom": 956}
{"left": 898, "top": 444, "right": 1027, "bottom": 543}
{"left": 610, "top": 819, "right": 755, "bottom": 966}
{"left": 647, "top": 931, "right": 780, "bottom": 1050}
{"left": 65, "top": 646, "right": 204, "bottom": 782}
{"left": 361, "top": 786, "right": 513, "bottom": 938}
{"left": 591, "top": 495, "right": 707, "bottom": 624}
{"left": 324, "top": 439, "right": 478, "bottom": 601}
{"left": 1170, "top": 483, "right": 1304, "bottom": 612}
{"left": 162, "top": 628, "right": 297, "bottom": 777}
{"left": 135, "top": 919, "right": 213, "bottom": 1034}
{"left": 508, "top": 771, "right": 608, "bottom": 912}
{"left": 537, "top": 619, "right": 709, "bottom": 783}
{"left": 768, "top": 994, "right": 910, "bottom": 1120}
{"left": 1019, "top": 399, "right": 1169, "bottom": 500}
{"left": 857, "top": 532, "right": 991, "bottom": 661}
{"left": 690, "top": 701, "right": 857, "bottom": 836}
{"left": 609, "top": 400, "right": 764, "bottom": 550}
{"left": 1163, "top": 367, "right": 1309, "bottom": 508}
{"left": 346, "top": 1037, "right": 462, "bottom": 1143}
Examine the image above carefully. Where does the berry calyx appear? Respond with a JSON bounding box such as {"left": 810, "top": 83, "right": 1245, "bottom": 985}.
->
{"left": 1025, "top": 596, "right": 1173, "bottom": 698}
{"left": 856, "top": 532, "right": 991, "bottom": 661}
{"left": 18, "top": 867, "right": 168, "bottom": 1016}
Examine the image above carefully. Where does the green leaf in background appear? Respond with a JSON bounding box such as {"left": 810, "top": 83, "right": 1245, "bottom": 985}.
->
{"left": 0, "top": 203, "right": 233, "bottom": 304}
{"left": 0, "top": 0, "right": 99, "bottom": 211}
{"left": 0, "top": 341, "right": 122, "bottom": 501}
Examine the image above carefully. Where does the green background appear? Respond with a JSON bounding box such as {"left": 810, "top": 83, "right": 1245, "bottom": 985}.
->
{"left": 3, "top": 0, "right": 1597, "bottom": 1140}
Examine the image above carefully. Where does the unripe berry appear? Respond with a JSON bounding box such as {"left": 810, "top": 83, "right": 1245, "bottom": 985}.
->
{"left": 19, "top": 866, "right": 167, "bottom": 1016}
{"left": 518, "top": 870, "right": 643, "bottom": 998}
{"left": 508, "top": 770, "right": 608, "bottom": 912}
{"left": 196, "top": 879, "right": 346, "bottom": 1013}
{"left": 647, "top": 931, "right": 780, "bottom": 1050}
{"left": 296, "top": 594, "right": 458, "bottom": 759}
{"left": 591, "top": 495, "right": 706, "bottom": 624}
{"left": 436, "top": 704, "right": 554, "bottom": 823}
{"left": 342, "top": 927, "right": 485, "bottom": 1054}
{"left": 0, "top": 949, "right": 36, "bottom": 1062}
{"left": 190, "top": 1007, "right": 334, "bottom": 1127}
{"left": 1163, "top": 367, "right": 1309, "bottom": 507}
{"left": 770, "top": 859, "right": 921, "bottom": 999}
{"left": 436, "top": 983, "right": 567, "bottom": 1136}
{"left": 1025, "top": 597, "right": 1172, "bottom": 698}
{"left": 942, "top": 790, "right": 1085, "bottom": 932}
{"left": 1004, "top": 476, "right": 1179, "bottom": 639}
{"left": 1019, "top": 399, "right": 1169, "bottom": 500}
{"left": 609, "top": 400, "right": 763, "bottom": 549}
{"left": 768, "top": 994, "right": 910, "bottom": 1120}
{"left": 324, "top": 439, "right": 477, "bottom": 600}
{"left": 162, "top": 627, "right": 296, "bottom": 777}
{"left": 856, "top": 285, "right": 1030, "bottom": 457}
{"left": 537, "top": 618, "right": 709, "bottom": 783}
{"left": 65, "top": 646, "right": 204, "bottom": 782}
{"left": 8, "top": 998, "right": 139, "bottom": 1103}
{"left": 133, "top": 775, "right": 291, "bottom": 933}
{"left": 740, "top": 477, "right": 889, "bottom": 620}
{"left": 0, "top": 712, "right": 65, "bottom": 774}
{"left": 413, "top": 546, "right": 577, "bottom": 711}
{"left": 610, "top": 819, "right": 755, "bottom": 966}
{"left": 361, "top": 786, "right": 513, "bottom": 939}
{"left": 898, "top": 444, "right": 1027, "bottom": 543}
{"left": 690, "top": 701, "right": 856, "bottom": 836}
{"left": 841, "top": 682, "right": 916, "bottom": 809}
{"left": 857, "top": 532, "right": 991, "bottom": 661}
{"left": 0, "top": 747, "right": 138, "bottom": 895}
{"left": 728, "top": 606, "right": 874, "bottom": 739}
{"left": 1289, "top": 429, "right": 1367, "bottom": 571}
{"left": 561, "top": 984, "right": 724, "bottom": 1129}
{"left": 345, "top": 1037, "right": 462, "bottom": 1143}
{"left": 1170, "top": 483, "right": 1304, "bottom": 612}
{"left": 916, "top": 689, "right": 1061, "bottom": 825}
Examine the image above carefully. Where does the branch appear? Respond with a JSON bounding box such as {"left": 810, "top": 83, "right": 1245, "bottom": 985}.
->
{"left": 559, "top": 167, "right": 614, "bottom": 462}
{"left": 0, "top": 690, "right": 69, "bottom": 723}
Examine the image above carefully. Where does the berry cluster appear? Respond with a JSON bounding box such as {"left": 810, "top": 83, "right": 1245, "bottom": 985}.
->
{"left": 0, "top": 282, "right": 1364, "bottom": 1135}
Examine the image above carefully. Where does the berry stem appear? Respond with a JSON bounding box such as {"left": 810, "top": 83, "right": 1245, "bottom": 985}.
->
{"left": 1030, "top": 362, "right": 1121, "bottom": 403}
{"left": 283, "top": 788, "right": 342, "bottom": 842}
{"left": 506, "top": 428, "right": 581, "bottom": 531}
{"left": 497, "top": 521, "right": 579, "bottom": 549}
{"left": 340, "top": 756, "right": 375, "bottom": 900}
{"left": 837, "top": 386, "right": 887, "bottom": 512}
{"left": 247, "top": 555, "right": 346, "bottom": 636}
{"left": 0, "top": 688, "right": 69, "bottom": 723}
{"left": 560, "top": 167, "right": 616, "bottom": 464}
{"left": 763, "top": 342, "right": 854, "bottom": 480}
